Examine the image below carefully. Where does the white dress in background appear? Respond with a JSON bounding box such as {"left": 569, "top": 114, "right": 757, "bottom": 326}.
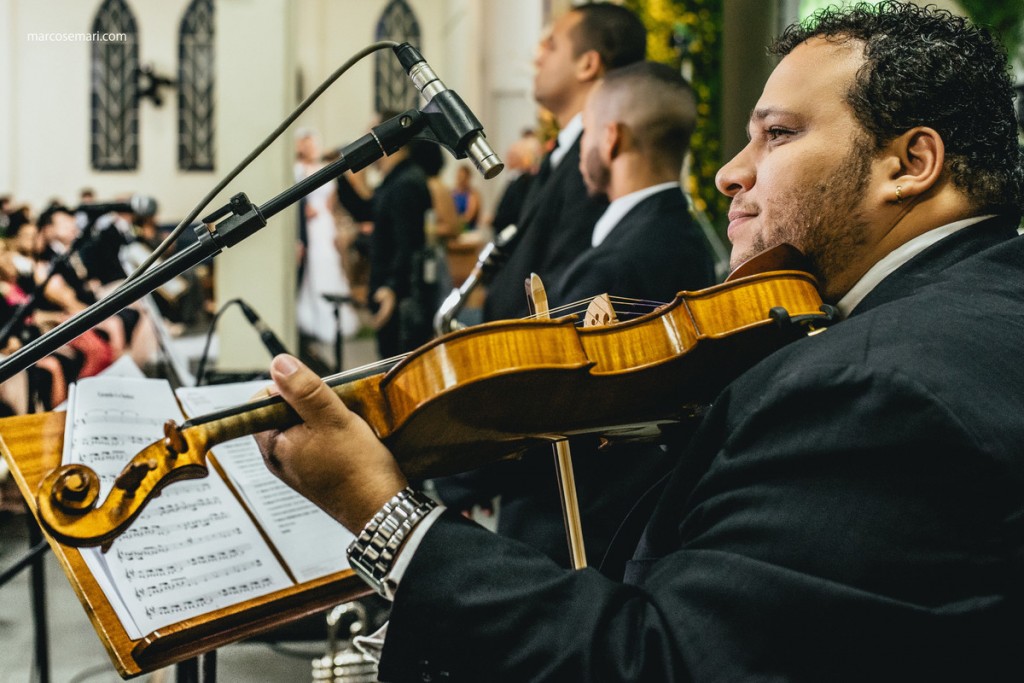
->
{"left": 295, "top": 163, "right": 359, "bottom": 343}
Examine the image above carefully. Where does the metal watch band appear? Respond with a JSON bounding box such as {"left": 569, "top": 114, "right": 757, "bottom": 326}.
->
{"left": 346, "top": 488, "right": 438, "bottom": 598}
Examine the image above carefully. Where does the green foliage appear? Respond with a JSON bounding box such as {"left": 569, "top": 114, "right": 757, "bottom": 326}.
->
{"left": 624, "top": 0, "right": 728, "bottom": 228}
{"left": 956, "top": 0, "right": 1024, "bottom": 63}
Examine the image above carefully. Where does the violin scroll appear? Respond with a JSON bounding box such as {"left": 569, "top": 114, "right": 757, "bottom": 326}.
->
{"left": 48, "top": 464, "right": 100, "bottom": 513}
{"left": 36, "top": 423, "right": 213, "bottom": 549}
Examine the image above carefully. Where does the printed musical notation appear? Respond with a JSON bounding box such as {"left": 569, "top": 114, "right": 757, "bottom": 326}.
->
{"left": 77, "top": 449, "right": 129, "bottom": 464}
{"left": 149, "top": 496, "right": 221, "bottom": 518}
{"left": 117, "top": 510, "right": 231, "bottom": 544}
{"left": 124, "top": 546, "right": 256, "bottom": 581}
{"left": 116, "top": 531, "right": 246, "bottom": 562}
{"left": 63, "top": 376, "right": 292, "bottom": 640}
{"left": 133, "top": 559, "right": 265, "bottom": 600}
{"left": 142, "top": 578, "right": 275, "bottom": 619}
{"left": 176, "top": 381, "right": 354, "bottom": 583}
{"left": 74, "top": 434, "right": 151, "bottom": 448}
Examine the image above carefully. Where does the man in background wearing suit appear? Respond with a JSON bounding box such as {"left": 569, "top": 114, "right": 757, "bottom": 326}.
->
{"left": 482, "top": 2, "right": 646, "bottom": 322}
{"left": 435, "top": 2, "right": 658, "bottom": 568}
{"left": 259, "top": 3, "right": 1024, "bottom": 680}
{"left": 477, "top": 61, "right": 718, "bottom": 569}
{"left": 552, "top": 60, "right": 716, "bottom": 310}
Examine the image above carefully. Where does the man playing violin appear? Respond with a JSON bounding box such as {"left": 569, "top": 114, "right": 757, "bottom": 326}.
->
{"left": 257, "top": 2, "right": 1024, "bottom": 680}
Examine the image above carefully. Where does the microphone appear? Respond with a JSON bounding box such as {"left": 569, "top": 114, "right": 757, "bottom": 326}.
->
{"left": 434, "top": 224, "right": 519, "bottom": 335}
{"left": 393, "top": 43, "right": 504, "bottom": 180}
{"left": 76, "top": 194, "right": 158, "bottom": 220}
{"left": 237, "top": 300, "right": 290, "bottom": 358}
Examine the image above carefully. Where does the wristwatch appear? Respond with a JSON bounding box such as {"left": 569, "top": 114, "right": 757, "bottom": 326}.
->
{"left": 347, "top": 488, "right": 438, "bottom": 599}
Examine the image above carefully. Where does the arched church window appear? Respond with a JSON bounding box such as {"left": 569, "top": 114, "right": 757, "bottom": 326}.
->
{"left": 374, "top": 0, "right": 421, "bottom": 114}
{"left": 178, "top": 0, "right": 215, "bottom": 171}
{"left": 90, "top": 0, "right": 139, "bottom": 171}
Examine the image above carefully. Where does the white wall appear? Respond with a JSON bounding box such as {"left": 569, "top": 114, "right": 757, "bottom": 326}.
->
{"left": 212, "top": 0, "right": 297, "bottom": 371}
{"left": 3, "top": 0, "right": 219, "bottom": 219}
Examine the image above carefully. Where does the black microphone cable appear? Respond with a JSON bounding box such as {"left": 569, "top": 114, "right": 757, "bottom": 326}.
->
{"left": 193, "top": 299, "right": 290, "bottom": 385}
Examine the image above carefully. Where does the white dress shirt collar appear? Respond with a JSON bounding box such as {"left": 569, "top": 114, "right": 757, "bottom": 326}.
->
{"left": 591, "top": 182, "right": 681, "bottom": 247}
{"left": 836, "top": 214, "right": 993, "bottom": 317}
{"left": 550, "top": 113, "right": 583, "bottom": 169}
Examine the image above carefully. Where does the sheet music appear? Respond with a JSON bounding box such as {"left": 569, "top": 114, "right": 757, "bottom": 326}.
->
{"left": 175, "top": 381, "right": 353, "bottom": 582}
{"left": 64, "top": 376, "right": 292, "bottom": 640}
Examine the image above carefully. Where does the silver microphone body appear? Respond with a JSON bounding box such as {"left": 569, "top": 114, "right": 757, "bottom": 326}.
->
{"left": 396, "top": 44, "right": 504, "bottom": 180}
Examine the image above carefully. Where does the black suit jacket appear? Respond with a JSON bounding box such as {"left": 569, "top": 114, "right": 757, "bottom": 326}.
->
{"left": 483, "top": 137, "right": 607, "bottom": 322}
{"left": 550, "top": 186, "right": 716, "bottom": 309}
{"left": 437, "top": 186, "right": 717, "bottom": 569}
{"left": 381, "top": 216, "right": 1024, "bottom": 682}
{"left": 369, "top": 159, "right": 431, "bottom": 300}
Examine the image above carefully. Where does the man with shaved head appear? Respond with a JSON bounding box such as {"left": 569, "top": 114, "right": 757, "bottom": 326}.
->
{"left": 439, "top": 62, "right": 716, "bottom": 570}
{"left": 551, "top": 60, "right": 715, "bottom": 310}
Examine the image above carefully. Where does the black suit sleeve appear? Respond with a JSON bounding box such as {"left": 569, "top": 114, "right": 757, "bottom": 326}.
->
{"left": 379, "top": 361, "right": 1021, "bottom": 682}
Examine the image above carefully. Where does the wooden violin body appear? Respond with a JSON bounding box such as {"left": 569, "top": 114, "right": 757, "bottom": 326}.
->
{"left": 37, "top": 247, "right": 834, "bottom": 548}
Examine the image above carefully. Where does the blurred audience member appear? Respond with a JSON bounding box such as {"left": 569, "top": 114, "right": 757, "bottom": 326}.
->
{"left": 294, "top": 129, "right": 360, "bottom": 361}
{"left": 369, "top": 133, "right": 433, "bottom": 358}
{"left": 452, "top": 165, "right": 481, "bottom": 231}
{"left": 491, "top": 132, "right": 544, "bottom": 233}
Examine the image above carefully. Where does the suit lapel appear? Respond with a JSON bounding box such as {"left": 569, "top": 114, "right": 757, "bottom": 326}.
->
{"left": 518, "top": 137, "right": 581, "bottom": 227}
{"left": 852, "top": 215, "right": 1020, "bottom": 316}
{"left": 556, "top": 188, "right": 682, "bottom": 290}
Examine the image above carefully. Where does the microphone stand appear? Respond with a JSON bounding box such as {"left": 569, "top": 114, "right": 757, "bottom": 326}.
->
{"left": 433, "top": 224, "right": 518, "bottom": 335}
{"left": 0, "top": 109, "right": 430, "bottom": 384}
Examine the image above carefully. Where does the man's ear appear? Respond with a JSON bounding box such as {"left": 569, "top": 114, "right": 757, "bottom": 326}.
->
{"left": 575, "top": 49, "right": 603, "bottom": 82}
{"left": 885, "top": 126, "right": 945, "bottom": 203}
{"left": 601, "top": 121, "right": 621, "bottom": 164}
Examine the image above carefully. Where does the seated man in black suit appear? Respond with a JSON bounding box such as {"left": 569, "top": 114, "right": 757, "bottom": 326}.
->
{"left": 435, "top": 2, "right": 657, "bottom": 569}
{"left": 258, "top": 3, "right": 1024, "bottom": 680}
{"left": 458, "top": 61, "right": 718, "bottom": 570}
{"left": 553, "top": 60, "right": 716, "bottom": 309}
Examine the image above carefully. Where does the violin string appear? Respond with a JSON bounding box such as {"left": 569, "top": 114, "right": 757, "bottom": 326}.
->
{"left": 320, "top": 353, "right": 411, "bottom": 385}
{"left": 315, "top": 296, "right": 670, "bottom": 386}
{"left": 522, "top": 298, "right": 595, "bottom": 319}
{"left": 606, "top": 296, "right": 664, "bottom": 307}
{"left": 520, "top": 296, "right": 666, "bottom": 322}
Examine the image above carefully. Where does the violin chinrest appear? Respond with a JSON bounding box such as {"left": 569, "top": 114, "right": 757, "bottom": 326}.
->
{"left": 726, "top": 243, "right": 811, "bottom": 282}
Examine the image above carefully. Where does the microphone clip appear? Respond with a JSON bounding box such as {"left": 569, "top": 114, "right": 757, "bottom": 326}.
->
{"left": 201, "top": 192, "right": 268, "bottom": 250}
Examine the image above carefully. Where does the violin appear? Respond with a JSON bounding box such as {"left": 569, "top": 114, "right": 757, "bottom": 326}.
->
{"left": 36, "top": 245, "right": 835, "bottom": 548}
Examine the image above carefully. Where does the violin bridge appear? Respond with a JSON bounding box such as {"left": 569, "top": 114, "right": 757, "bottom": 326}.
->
{"left": 583, "top": 294, "right": 618, "bottom": 328}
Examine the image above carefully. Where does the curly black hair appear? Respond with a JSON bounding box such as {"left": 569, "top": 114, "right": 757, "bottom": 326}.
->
{"left": 772, "top": 1, "right": 1024, "bottom": 217}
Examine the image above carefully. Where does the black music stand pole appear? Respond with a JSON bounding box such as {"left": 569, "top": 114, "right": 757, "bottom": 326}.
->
{"left": 323, "top": 294, "right": 352, "bottom": 372}
{"left": 27, "top": 516, "right": 50, "bottom": 683}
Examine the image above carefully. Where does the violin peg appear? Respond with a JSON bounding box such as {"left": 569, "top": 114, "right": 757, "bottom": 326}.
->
{"left": 526, "top": 274, "right": 550, "bottom": 318}
{"left": 163, "top": 419, "right": 186, "bottom": 456}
